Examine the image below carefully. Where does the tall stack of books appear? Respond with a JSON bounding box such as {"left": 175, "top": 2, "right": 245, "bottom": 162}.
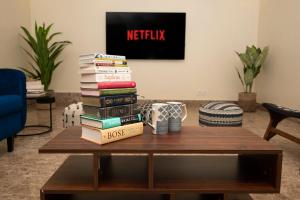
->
{"left": 79, "top": 53, "right": 143, "bottom": 145}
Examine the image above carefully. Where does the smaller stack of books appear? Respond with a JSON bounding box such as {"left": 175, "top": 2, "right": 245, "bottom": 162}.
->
{"left": 79, "top": 53, "right": 143, "bottom": 145}
{"left": 81, "top": 115, "right": 143, "bottom": 145}
{"left": 26, "top": 80, "right": 45, "bottom": 97}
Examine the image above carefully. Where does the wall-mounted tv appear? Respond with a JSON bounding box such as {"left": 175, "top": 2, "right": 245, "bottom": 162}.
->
{"left": 106, "top": 12, "right": 186, "bottom": 60}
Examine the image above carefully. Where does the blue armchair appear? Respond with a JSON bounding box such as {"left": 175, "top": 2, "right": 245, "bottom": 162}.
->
{"left": 0, "top": 68, "right": 26, "bottom": 152}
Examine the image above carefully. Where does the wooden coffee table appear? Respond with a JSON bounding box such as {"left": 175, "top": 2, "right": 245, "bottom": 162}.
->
{"left": 39, "top": 126, "right": 282, "bottom": 200}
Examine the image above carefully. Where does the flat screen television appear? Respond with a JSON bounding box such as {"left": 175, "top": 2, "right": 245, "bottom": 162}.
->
{"left": 106, "top": 12, "right": 186, "bottom": 59}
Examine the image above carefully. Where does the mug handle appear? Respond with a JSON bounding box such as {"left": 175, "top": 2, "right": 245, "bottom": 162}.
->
{"left": 181, "top": 104, "right": 187, "bottom": 122}
{"left": 146, "top": 108, "right": 155, "bottom": 129}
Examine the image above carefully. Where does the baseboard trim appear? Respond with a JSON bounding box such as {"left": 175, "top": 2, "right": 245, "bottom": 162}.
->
{"left": 54, "top": 92, "right": 239, "bottom": 107}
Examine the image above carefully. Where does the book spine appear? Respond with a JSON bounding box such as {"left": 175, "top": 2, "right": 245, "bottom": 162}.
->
{"left": 94, "top": 63, "right": 127, "bottom": 67}
{"left": 100, "top": 122, "right": 143, "bottom": 145}
{"left": 99, "top": 94, "right": 137, "bottom": 107}
{"left": 100, "top": 88, "right": 136, "bottom": 96}
{"left": 80, "top": 63, "right": 128, "bottom": 68}
{"left": 80, "top": 74, "right": 131, "bottom": 82}
{"left": 101, "top": 117, "right": 121, "bottom": 129}
{"left": 120, "top": 113, "right": 142, "bottom": 125}
{"left": 98, "top": 81, "right": 136, "bottom": 89}
{"left": 80, "top": 67, "right": 131, "bottom": 74}
{"left": 82, "top": 104, "right": 139, "bottom": 118}
{"left": 95, "top": 74, "right": 131, "bottom": 82}
{"left": 95, "top": 54, "right": 126, "bottom": 60}
{"left": 95, "top": 59, "right": 127, "bottom": 65}
{"left": 99, "top": 104, "right": 139, "bottom": 118}
{"left": 79, "top": 54, "right": 126, "bottom": 60}
{"left": 80, "top": 59, "right": 127, "bottom": 65}
{"left": 101, "top": 114, "right": 142, "bottom": 129}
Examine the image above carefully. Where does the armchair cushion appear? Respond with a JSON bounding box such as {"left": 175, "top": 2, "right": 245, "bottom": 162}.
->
{"left": 0, "top": 95, "right": 22, "bottom": 117}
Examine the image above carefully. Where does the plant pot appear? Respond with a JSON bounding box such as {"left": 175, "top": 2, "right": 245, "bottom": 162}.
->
{"left": 238, "top": 92, "right": 257, "bottom": 112}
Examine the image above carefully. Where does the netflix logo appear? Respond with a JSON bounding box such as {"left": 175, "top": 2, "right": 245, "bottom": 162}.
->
{"left": 106, "top": 12, "right": 186, "bottom": 59}
{"left": 127, "top": 30, "right": 166, "bottom": 41}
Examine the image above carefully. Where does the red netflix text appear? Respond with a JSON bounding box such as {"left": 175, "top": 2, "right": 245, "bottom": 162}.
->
{"left": 127, "top": 30, "right": 165, "bottom": 41}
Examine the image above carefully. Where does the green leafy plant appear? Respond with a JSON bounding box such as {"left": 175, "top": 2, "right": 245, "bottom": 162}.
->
{"left": 20, "top": 22, "right": 71, "bottom": 90}
{"left": 236, "top": 45, "right": 269, "bottom": 93}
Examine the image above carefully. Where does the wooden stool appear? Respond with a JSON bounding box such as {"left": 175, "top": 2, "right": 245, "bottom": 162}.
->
{"left": 263, "top": 103, "right": 300, "bottom": 144}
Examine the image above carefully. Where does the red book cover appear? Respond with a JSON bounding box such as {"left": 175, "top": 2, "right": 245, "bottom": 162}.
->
{"left": 98, "top": 81, "right": 136, "bottom": 89}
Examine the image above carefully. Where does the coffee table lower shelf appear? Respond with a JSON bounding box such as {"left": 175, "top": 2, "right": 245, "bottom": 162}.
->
{"left": 41, "top": 154, "right": 279, "bottom": 200}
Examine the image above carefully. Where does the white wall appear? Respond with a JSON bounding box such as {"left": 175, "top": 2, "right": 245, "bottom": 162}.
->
{"left": 257, "top": 0, "right": 300, "bottom": 109}
{"left": 30, "top": 0, "right": 260, "bottom": 100}
{"left": 0, "top": 0, "right": 30, "bottom": 68}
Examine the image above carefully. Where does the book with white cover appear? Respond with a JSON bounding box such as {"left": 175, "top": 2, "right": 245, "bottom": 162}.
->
{"left": 79, "top": 53, "right": 126, "bottom": 60}
{"left": 26, "top": 80, "right": 44, "bottom": 91}
{"left": 26, "top": 85, "right": 44, "bottom": 90}
{"left": 26, "top": 80, "right": 42, "bottom": 86}
{"left": 81, "top": 73, "right": 131, "bottom": 82}
{"left": 27, "top": 92, "right": 46, "bottom": 98}
{"left": 79, "top": 58, "right": 127, "bottom": 66}
{"left": 80, "top": 82, "right": 98, "bottom": 89}
{"left": 80, "top": 67, "right": 131, "bottom": 74}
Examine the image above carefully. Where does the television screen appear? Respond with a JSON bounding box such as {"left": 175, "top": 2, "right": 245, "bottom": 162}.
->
{"left": 106, "top": 12, "right": 186, "bottom": 59}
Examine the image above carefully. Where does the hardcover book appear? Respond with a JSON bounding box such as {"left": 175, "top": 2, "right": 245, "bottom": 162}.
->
{"left": 79, "top": 53, "right": 126, "bottom": 60}
{"left": 98, "top": 81, "right": 136, "bottom": 89}
{"left": 81, "top": 94, "right": 137, "bottom": 107}
{"left": 81, "top": 73, "right": 131, "bottom": 82}
{"left": 80, "top": 67, "right": 131, "bottom": 74}
{"left": 79, "top": 58, "right": 127, "bottom": 66}
{"left": 83, "top": 103, "right": 139, "bottom": 118}
{"left": 81, "top": 88, "right": 137, "bottom": 97}
{"left": 80, "top": 113, "right": 142, "bottom": 129}
{"left": 81, "top": 122, "right": 143, "bottom": 145}
{"left": 80, "top": 81, "right": 136, "bottom": 90}
{"left": 80, "top": 62, "right": 127, "bottom": 68}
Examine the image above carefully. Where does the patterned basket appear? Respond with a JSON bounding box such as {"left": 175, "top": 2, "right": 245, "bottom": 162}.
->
{"left": 62, "top": 102, "right": 84, "bottom": 128}
{"left": 199, "top": 102, "right": 243, "bottom": 127}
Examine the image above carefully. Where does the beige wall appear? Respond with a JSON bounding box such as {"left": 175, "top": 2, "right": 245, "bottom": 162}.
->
{"left": 3, "top": 1, "right": 298, "bottom": 105}
{"left": 30, "top": 0, "right": 260, "bottom": 100}
{"left": 0, "top": 0, "right": 30, "bottom": 69}
{"left": 257, "top": 0, "right": 300, "bottom": 109}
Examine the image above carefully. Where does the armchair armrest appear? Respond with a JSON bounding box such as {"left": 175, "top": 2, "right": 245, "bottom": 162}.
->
{"left": 0, "top": 68, "right": 27, "bottom": 127}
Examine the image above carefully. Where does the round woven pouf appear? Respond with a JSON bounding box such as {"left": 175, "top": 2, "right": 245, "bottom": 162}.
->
{"left": 199, "top": 102, "right": 243, "bottom": 127}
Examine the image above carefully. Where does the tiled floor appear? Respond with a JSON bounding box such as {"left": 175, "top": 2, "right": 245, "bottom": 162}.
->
{"left": 0, "top": 104, "right": 299, "bottom": 200}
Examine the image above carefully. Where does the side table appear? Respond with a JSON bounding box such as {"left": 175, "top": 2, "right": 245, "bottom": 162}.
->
{"left": 19, "top": 94, "right": 55, "bottom": 136}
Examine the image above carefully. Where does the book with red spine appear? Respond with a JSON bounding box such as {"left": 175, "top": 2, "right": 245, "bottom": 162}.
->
{"left": 98, "top": 81, "right": 136, "bottom": 89}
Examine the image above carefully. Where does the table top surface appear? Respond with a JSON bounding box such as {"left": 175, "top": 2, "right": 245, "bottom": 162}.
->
{"left": 39, "top": 126, "right": 282, "bottom": 154}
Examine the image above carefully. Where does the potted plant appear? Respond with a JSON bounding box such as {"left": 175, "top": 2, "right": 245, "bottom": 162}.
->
{"left": 236, "top": 45, "right": 269, "bottom": 112}
{"left": 20, "top": 22, "right": 71, "bottom": 92}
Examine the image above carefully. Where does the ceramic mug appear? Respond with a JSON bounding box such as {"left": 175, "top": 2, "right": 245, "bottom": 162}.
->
{"left": 147, "top": 103, "right": 169, "bottom": 134}
{"left": 137, "top": 103, "right": 153, "bottom": 125}
{"left": 166, "top": 102, "right": 187, "bottom": 132}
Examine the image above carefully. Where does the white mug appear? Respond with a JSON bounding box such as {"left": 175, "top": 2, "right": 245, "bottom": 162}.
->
{"left": 147, "top": 103, "right": 169, "bottom": 134}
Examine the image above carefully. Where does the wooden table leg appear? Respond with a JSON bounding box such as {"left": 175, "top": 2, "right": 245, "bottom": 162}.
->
{"left": 264, "top": 111, "right": 286, "bottom": 141}
{"left": 93, "top": 153, "right": 99, "bottom": 190}
{"left": 148, "top": 153, "right": 154, "bottom": 188}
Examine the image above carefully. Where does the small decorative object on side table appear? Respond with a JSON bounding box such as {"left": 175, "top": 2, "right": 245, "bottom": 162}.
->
{"left": 19, "top": 93, "right": 55, "bottom": 136}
